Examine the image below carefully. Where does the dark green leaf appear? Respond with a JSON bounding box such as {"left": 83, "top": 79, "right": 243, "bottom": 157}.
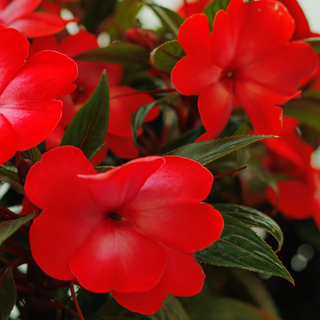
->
{"left": 61, "top": 71, "right": 110, "bottom": 158}
{"left": 185, "top": 296, "right": 282, "bottom": 320}
{"left": 103, "top": 0, "right": 142, "bottom": 42}
{"left": 203, "top": 0, "right": 231, "bottom": 30}
{"left": 0, "top": 167, "right": 19, "bottom": 183}
{"left": 144, "top": 3, "right": 184, "bottom": 37}
{"left": 195, "top": 215, "right": 293, "bottom": 284}
{"left": 148, "top": 295, "right": 190, "bottom": 320}
{"left": 305, "top": 37, "right": 320, "bottom": 53}
{"left": 74, "top": 44, "right": 150, "bottom": 74}
{"left": 214, "top": 204, "right": 283, "bottom": 252}
{"left": 219, "top": 116, "right": 246, "bottom": 138}
{"left": 29, "top": 146, "right": 42, "bottom": 163}
{"left": 0, "top": 213, "right": 35, "bottom": 245}
{"left": 165, "top": 135, "right": 274, "bottom": 166}
{"left": 131, "top": 92, "right": 178, "bottom": 143}
{"left": 94, "top": 166, "right": 115, "bottom": 173}
{"left": 283, "top": 97, "right": 320, "bottom": 130}
{"left": 150, "top": 40, "right": 185, "bottom": 72}
{"left": 0, "top": 269, "right": 16, "bottom": 320}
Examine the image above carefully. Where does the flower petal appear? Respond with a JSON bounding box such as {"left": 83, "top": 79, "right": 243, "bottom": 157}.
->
{"left": 0, "top": 28, "right": 28, "bottom": 96}
{"left": 0, "top": 50, "right": 77, "bottom": 150}
{"left": 112, "top": 284, "right": 166, "bottom": 315}
{"left": 122, "top": 203, "right": 223, "bottom": 252}
{"left": 8, "top": 12, "right": 70, "bottom": 37}
{"left": 79, "top": 157, "right": 165, "bottom": 212}
{"left": 267, "top": 180, "right": 313, "bottom": 219}
{"left": 69, "top": 221, "right": 167, "bottom": 293}
{"left": 0, "top": 113, "right": 20, "bottom": 165}
{"left": 197, "top": 81, "right": 233, "bottom": 139}
{"left": 161, "top": 247, "right": 204, "bottom": 296}
{"left": 125, "top": 156, "right": 213, "bottom": 210}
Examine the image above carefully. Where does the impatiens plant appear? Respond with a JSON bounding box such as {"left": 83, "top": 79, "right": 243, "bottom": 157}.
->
{"left": 1, "top": 0, "right": 320, "bottom": 319}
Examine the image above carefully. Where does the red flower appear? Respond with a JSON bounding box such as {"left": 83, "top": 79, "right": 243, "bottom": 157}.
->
{"left": 30, "top": 31, "right": 159, "bottom": 160}
{"left": 171, "top": 0, "right": 317, "bottom": 140}
{"left": 176, "top": 0, "right": 211, "bottom": 18}
{"left": 0, "top": 28, "right": 77, "bottom": 165}
{"left": 265, "top": 117, "right": 320, "bottom": 227}
{"left": 25, "top": 146, "right": 223, "bottom": 314}
{"left": 0, "top": 0, "right": 74, "bottom": 37}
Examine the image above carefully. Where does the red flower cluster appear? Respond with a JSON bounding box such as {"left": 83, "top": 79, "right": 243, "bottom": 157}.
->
{"left": 25, "top": 146, "right": 223, "bottom": 314}
{"left": 171, "top": 0, "right": 317, "bottom": 140}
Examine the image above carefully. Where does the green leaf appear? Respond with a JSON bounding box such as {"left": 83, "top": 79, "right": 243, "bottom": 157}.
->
{"left": 0, "top": 167, "right": 19, "bottom": 183}
{"left": 148, "top": 295, "right": 190, "bottom": 320}
{"left": 131, "top": 92, "right": 178, "bottom": 143}
{"left": 0, "top": 269, "right": 16, "bottom": 320}
{"left": 0, "top": 213, "right": 35, "bottom": 245}
{"left": 144, "top": 3, "right": 184, "bottom": 37}
{"left": 203, "top": 0, "right": 231, "bottom": 30}
{"left": 165, "top": 135, "right": 274, "bottom": 166}
{"left": 61, "top": 71, "right": 110, "bottom": 158}
{"left": 195, "top": 215, "right": 293, "bottom": 284}
{"left": 305, "top": 37, "right": 320, "bottom": 53}
{"left": 29, "top": 146, "right": 42, "bottom": 163}
{"left": 185, "top": 296, "right": 282, "bottom": 320}
{"left": 94, "top": 166, "right": 115, "bottom": 173}
{"left": 214, "top": 204, "right": 283, "bottom": 252}
{"left": 74, "top": 44, "right": 150, "bottom": 74}
{"left": 150, "top": 40, "right": 185, "bottom": 72}
{"left": 283, "top": 97, "right": 320, "bottom": 130}
{"left": 219, "top": 116, "right": 246, "bottom": 138}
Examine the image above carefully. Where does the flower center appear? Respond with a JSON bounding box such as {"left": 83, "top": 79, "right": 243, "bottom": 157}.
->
{"left": 109, "top": 212, "right": 123, "bottom": 221}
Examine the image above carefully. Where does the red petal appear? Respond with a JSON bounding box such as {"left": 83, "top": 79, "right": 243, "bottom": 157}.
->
{"left": 171, "top": 55, "right": 220, "bottom": 96}
{"left": 240, "top": 42, "right": 317, "bottom": 97}
{"left": 197, "top": 81, "right": 233, "bottom": 137}
{"left": 107, "top": 133, "right": 139, "bottom": 159}
{"left": 79, "top": 157, "right": 165, "bottom": 211}
{"left": 9, "top": 12, "right": 69, "bottom": 37}
{"left": 0, "top": 113, "right": 20, "bottom": 165}
{"left": 0, "top": 50, "right": 77, "bottom": 150}
{"left": 161, "top": 248, "right": 204, "bottom": 296}
{"left": 125, "top": 156, "right": 213, "bottom": 210}
{"left": 121, "top": 202, "right": 223, "bottom": 252}
{"left": 26, "top": 146, "right": 103, "bottom": 280}
{"left": 1, "top": 0, "right": 41, "bottom": 24}
{"left": 0, "top": 28, "right": 28, "bottom": 96}
{"left": 177, "top": 14, "right": 211, "bottom": 58}
{"left": 69, "top": 221, "right": 167, "bottom": 293}
{"left": 235, "top": 79, "right": 283, "bottom": 135}
{"left": 235, "top": 0, "right": 295, "bottom": 67}
{"left": 267, "top": 180, "right": 313, "bottom": 219}
{"left": 112, "top": 284, "right": 166, "bottom": 315}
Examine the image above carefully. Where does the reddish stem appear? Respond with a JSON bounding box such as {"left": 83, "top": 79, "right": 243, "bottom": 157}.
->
{"left": 214, "top": 166, "right": 247, "bottom": 179}
{"left": 70, "top": 282, "right": 86, "bottom": 320}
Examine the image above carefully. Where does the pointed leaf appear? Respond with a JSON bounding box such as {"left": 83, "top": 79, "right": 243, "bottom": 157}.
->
{"left": 131, "top": 92, "right": 178, "bottom": 143}
{"left": 305, "top": 37, "right": 320, "bottom": 53}
{"left": 195, "top": 215, "right": 294, "bottom": 284}
{"left": 184, "top": 296, "right": 282, "bottom": 320}
{"left": 150, "top": 40, "right": 185, "bottom": 72}
{"left": 0, "top": 213, "right": 35, "bottom": 245}
{"left": 148, "top": 295, "right": 190, "bottom": 320}
{"left": 214, "top": 204, "right": 283, "bottom": 252}
{"left": 74, "top": 44, "right": 150, "bottom": 74}
{"left": 61, "top": 71, "right": 110, "bottom": 158}
{"left": 0, "top": 167, "right": 19, "bottom": 183}
{"left": 203, "top": 0, "right": 231, "bottom": 31}
{"left": 0, "top": 269, "right": 16, "bottom": 320}
{"left": 29, "top": 146, "right": 42, "bottom": 163}
{"left": 144, "top": 3, "right": 184, "bottom": 37}
{"left": 165, "top": 135, "right": 274, "bottom": 166}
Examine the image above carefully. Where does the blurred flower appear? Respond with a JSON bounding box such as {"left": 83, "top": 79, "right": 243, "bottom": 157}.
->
{"left": 171, "top": 0, "right": 317, "bottom": 140}
{"left": 0, "top": 28, "right": 77, "bottom": 165}
{"left": 265, "top": 116, "right": 320, "bottom": 227}
{"left": 0, "top": 0, "right": 75, "bottom": 37}
{"left": 176, "top": 0, "right": 211, "bottom": 18}
{"left": 25, "top": 146, "right": 223, "bottom": 314}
